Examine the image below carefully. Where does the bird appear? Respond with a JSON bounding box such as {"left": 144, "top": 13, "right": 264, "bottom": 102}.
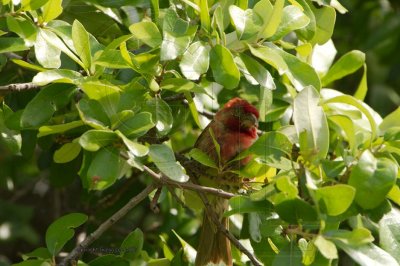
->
{"left": 193, "top": 97, "right": 259, "bottom": 266}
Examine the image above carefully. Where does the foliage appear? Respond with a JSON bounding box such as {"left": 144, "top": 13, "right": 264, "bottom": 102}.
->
{"left": 0, "top": 0, "right": 399, "bottom": 265}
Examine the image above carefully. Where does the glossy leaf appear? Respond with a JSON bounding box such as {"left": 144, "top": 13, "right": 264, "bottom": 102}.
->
{"left": 225, "top": 196, "right": 274, "bottom": 216}
{"left": 129, "top": 21, "right": 162, "bottom": 48}
{"left": 80, "top": 81, "right": 120, "bottom": 116}
{"left": 322, "top": 50, "right": 365, "bottom": 86}
{"left": 258, "top": 0, "right": 285, "bottom": 39}
{"left": 271, "top": 5, "right": 310, "bottom": 40}
{"left": 314, "top": 235, "right": 338, "bottom": 259}
{"left": 86, "top": 147, "right": 122, "bottom": 190}
{"left": 115, "top": 130, "right": 148, "bottom": 157}
{"left": 379, "top": 208, "right": 400, "bottom": 263}
{"left": 229, "top": 5, "right": 260, "bottom": 40}
{"left": 79, "top": 130, "right": 118, "bottom": 152}
{"left": 34, "top": 29, "right": 61, "bottom": 68}
{"left": 42, "top": 0, "right": 63, "bottom": 22}
{"left": 45, "top": 213, "right": 88, "bottom": 255}
{"left": 72, "top": 20, "right": 91, "bottom": 70}
{"left": 53, "top": 142, "right": 81, "bottom": 163}
{"left": 144, "top": 97, "right": 173, "bottom": 135}
{"left": 209, "top": 44, "right": 240, "bottom": 89}
{"left": 148, "top": 144, "right": 189, "bottom": 182}
{"left": 275, "top": 198, "right": 318, "bottom": 224}
{"left": 310, "top": 4, "right": 336, "bottom": 45}
{"left": 179, "top": 41, "right": 210, "bottom": 80}
{"left": 21, "top": 84, "right": 76, "bottom": 128}
{"left": 32, "top": 69, "right": 83, "bottom": 86}
{"left": 348, "top": 150, "right": 397, "bottom": 210}
{"left": 38, "top": 121, "right": 84, "bottom": 137}
{"left": 315, "top": 185, "right": 355, "bottom": 216}
{"left": 120, "top": 228, "right": 143, "bottom": 259}
{"left": 189, "top": 148, "right": 218, "bottom": 169}
{"left": 249, "top": 131, "right": 292, "bottom": 163}
{"left": 380, "top": 107, "right": 400, "bottom": 134}
{"left": 0, "top": 37, "right": 29, "bottom": 53}
{"left": 21, "top": 0, "right": 48, "bottom": 11}
{"left": 293, "top": 86, "right": 329, "bottom": 161}
{"left": 115, "top": 112, "right": 154, "bottom": 138}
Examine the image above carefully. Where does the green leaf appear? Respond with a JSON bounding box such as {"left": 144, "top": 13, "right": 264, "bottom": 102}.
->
{"left": 6, "top": 16, "right": 37, "bottom": 44}
{"left": 295, "top": 0, "right": 316, "bottom": 41}
{"left": 322, "top": 50, "right": 365, "bottom": 86}
{"left": 379, "top": 208, "right": 400, "bottom": 263}
{"left": 328, "top": 115, "right": 356, "bottom": 154}
{"left": 45, "top": 213, "right": 88, "bottom": 255}
{"left": 315, "top": 185, "right": 355, "bottom": 216}
{"left": 144, "top": 98, "right": 173, "bottom": 136}
{"left": 80, "top": 80, "right": 120, "bottom": 117}
{"left": 239, "top": 53, "right": 275, "bottom": 89}
{"left": 271, "top": 5, "right": 310, "bottom": 41}
{"left": 249, "top": 131, "right": 292, "bottom": 163}
{"left": 348, "top": 150, "right": 397, "bottom": 210}
{"left": 79, "top": 130, "right": 118, "bottom": 152}
{"left": 72, "top": 20, "right": 91, "bottom": 70}
{"left": 86, "top": 147, "right": 122, "bottom": 190}
{"left": 115, "top": 130, "right": 149, "bottom": 157}
{"left": 380, "top": 107, "right": 400, "bottom": 134}
{"left": 309, "top": 4, "right": 336, "bottom": 45}
{"left": 172, "top": 230, "right": 196, "bottom": 264}
{"left": 224, "top": 196, "right": 273, "bottom": 216}
{"left": 179, "top": 41, "right": 210, "bottom": 80}
{"left": 53, "top": 142, "right": 81, "bottom": 163}
{"left": 115, "top": 112, "right": 154, "bottom": 138}
{"left": 0, "top": 37, "right": 29, "bottom": 53}
{"left": 160, "top": 78, "right": 206, "bottom": 93}
{"left": 42, "top": 0, "right": 63, "bottom": 22}
{"left": 32, "top": 69, "right": 83, "bottom": 86}
{"left": 11, "top": 59, "right": 46, "bottom": 72}
{"left": 120, "top": 228, "right": 143, "bottom": 259}
{"left": 314, "top": 235, "right": 338, "bottom": 259}
{"left": 129, "top": 21, "right": 162, "bottom": 48}
{"left": 323, "top": 94, "right": 379, "bottom": 141}
{"left": 160, "top": 9, "right": 196, "bottom": 61}
{"left": 200, "top": 0, "right": 210, "bottom": 33}
{"left": 334, "top": 242, "right": 399, "bottom": 266}
{"left": 77, "top": 99, "right": 110, "bottom": 129}
{"left": 21, "top": 84, "right": 76, "bottom": 128}
{"left": 258, "top": 0, "right": 285, "bottom": 39}
{"left": 209, "top": 44, "right": 240, "bottom": 89}
{"left": 229, "top": 6, "right": 261, "bottom": 40}
{"left": 272, "top": 241, "right": 303, "bottom": 266}
{"left": 38, "top": 121, "right": 85, "bottom": 137}
{"left": 269, "top": 43, "right": 321, "bottom": 90}
{"left": 293, "top": 86, "right": 329, "bottom": 161}
{"left": 188, "top": 148, "right": 218, "bottom": 169}
{"left": 21, "top": 0, "right": 48, "bottom": 11}
{"left": 275, "top": 198, "right": 318, "bottom": 224}
{"left": 95, "top": 49, "right": 130, "bottom": 69}
{"left": 12, "top": 260, "right": 50, "bottom": 266}
{"left": 22, "top": 247, "right": 52, "bottom": 260}
{"left": 38, "top": 28, "right": 85, "bottom": 69}
{"left": 248, "top": 44, "right": 288, "bottom": 75}
{"left": 148, "top": 144, "right": 189, "bottom": 182}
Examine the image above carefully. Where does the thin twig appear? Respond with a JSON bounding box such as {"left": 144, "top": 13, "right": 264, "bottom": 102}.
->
{"left": 196, "top": 191, "right": 263, "bottom": 266}
{"left": 0, "top": 82, "right": 40, "bottom": 91}
{"left": 142, "top": 165, "right": 236, "bottom": 199}
{"left": 59, "top": 183, "right": 157, "bottom": 266}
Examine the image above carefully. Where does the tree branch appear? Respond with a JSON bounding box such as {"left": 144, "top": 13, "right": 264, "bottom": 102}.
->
{"left": 142, "top": 165, "right": 236, "bottom": 199}
{"left": 0, "top": 82, "right": 40, "bottom": 92}
{"left": 59, "top": 183, "right": 157, "bottom": 266}
{"left": 196, "top": 190, "right": 263, "bottom": 266}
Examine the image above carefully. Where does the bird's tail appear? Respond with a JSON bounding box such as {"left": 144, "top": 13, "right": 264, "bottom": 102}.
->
{"left": 195, "top": 212, "right": 232, "bottom": 266}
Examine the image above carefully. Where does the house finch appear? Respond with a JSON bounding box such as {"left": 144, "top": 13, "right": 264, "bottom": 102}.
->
{"left": 193, "top": 98, "right": 259, "bottom": 266}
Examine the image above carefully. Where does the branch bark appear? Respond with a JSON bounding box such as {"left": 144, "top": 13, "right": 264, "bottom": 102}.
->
{"left": 142, "top": 165, "right": 236, "bottom": 199}
{"left": 0, "top": 82, "right": 40, "bottom": 92}
{"left": 59, "top": 183, "right": 157, "bottom": 266}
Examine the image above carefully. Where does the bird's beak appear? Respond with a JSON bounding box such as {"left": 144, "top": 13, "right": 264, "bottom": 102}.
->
{"left": 241, "top": 113, "right": 258, "bottom": 128}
